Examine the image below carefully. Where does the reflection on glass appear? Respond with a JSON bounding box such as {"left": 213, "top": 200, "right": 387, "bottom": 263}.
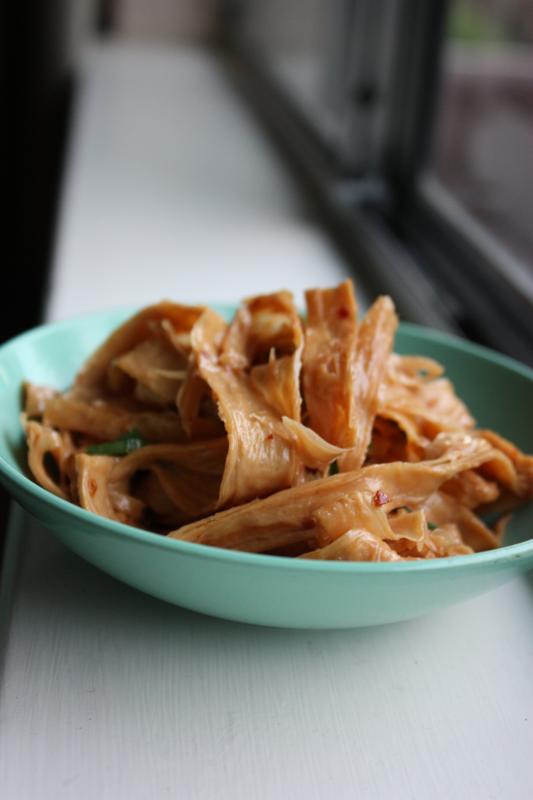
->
{"left": 432, "top": 0, "right": 533, "bottom": 271}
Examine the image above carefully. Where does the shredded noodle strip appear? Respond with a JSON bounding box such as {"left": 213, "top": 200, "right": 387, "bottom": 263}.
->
{"left": 300, "top": 530, "right": 402, "bottom": 562}
{"left": 190, "top": 295, "right": 343, "bottom": 508}
{"left": 168, "top": 435, "right": 498, "bottom": 552}
{"left": 22, "top": 280, "right": 533, "bottom": 558}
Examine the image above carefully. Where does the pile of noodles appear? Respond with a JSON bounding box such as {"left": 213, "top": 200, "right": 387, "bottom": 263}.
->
{"left": 23, "top": 281, "right": 533, "bottom": 561}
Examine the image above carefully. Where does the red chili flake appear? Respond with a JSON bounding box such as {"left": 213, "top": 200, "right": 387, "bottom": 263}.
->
{"left": 265, "top": 433, "right": 274, "bottom": 441}
{"left": 337, "top": 306, "right": 350, "bottom": 319}
{"left": 373, "top": 490, "right": 390, "bottom": 507}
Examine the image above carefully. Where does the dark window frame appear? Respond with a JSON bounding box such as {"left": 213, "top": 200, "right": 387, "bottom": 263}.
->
{"left": 220, "top": 0, "right": 533, "bottom": 364}
{"left": 386, "top": 0, "right": 533, "bottom": 363}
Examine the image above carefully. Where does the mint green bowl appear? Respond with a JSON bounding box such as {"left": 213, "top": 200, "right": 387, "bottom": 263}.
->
{"left": 1, "top": 307, "right": 532, "bottom": 629}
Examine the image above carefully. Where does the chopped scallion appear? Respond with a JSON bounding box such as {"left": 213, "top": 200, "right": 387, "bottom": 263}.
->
{"left": 86, "top": 428, "right": 147, "bottom": 456}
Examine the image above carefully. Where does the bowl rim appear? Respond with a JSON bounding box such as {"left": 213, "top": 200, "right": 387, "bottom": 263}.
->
{"left": 1, "top": 305, "right": 533, "bottom": 575}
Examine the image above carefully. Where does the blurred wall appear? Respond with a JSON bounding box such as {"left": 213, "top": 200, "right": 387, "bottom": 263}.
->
{"left": 7, "top": 0, "right": 98, "bottom": 342}
{"left": 113, "top": 0, "right": 218, "bottom": 40}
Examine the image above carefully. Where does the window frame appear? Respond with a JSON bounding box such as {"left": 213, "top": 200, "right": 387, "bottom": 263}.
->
{"left": 220, "top": 0, "right": 533, "bottom": 364}
{"left": 386, "top": 0, "right": 533, "bottom": 363}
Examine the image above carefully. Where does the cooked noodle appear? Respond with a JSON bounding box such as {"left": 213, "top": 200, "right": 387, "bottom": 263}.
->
{"left": 22, "top": 282, "right": 533, "bottom": 560}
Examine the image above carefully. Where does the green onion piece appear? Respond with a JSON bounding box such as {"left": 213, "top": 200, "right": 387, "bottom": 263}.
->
{"left": 427, "top": 521, "right": 439, "bottom": 531}
{"left": 86, "top": 428, "right": 148, "bottom": 456}
{"left": 329, "top": 460, "right": 339, "bottom": 476}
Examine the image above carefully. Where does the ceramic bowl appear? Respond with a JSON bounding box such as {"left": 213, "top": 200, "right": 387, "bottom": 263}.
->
{"left": 0, "top": 307, "right": 532, "bottom": 628}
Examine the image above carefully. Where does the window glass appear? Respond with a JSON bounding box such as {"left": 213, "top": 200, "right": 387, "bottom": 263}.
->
{"left": 240, "top": 0, "right": 341, "bottom": 138}
{"left": 432, "top": 0, "right": 533, "bottom": 271}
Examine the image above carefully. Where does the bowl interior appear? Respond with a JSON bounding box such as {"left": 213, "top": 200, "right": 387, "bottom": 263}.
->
{"left": 1, "top": 308, "right": 533, "bottom": 549}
